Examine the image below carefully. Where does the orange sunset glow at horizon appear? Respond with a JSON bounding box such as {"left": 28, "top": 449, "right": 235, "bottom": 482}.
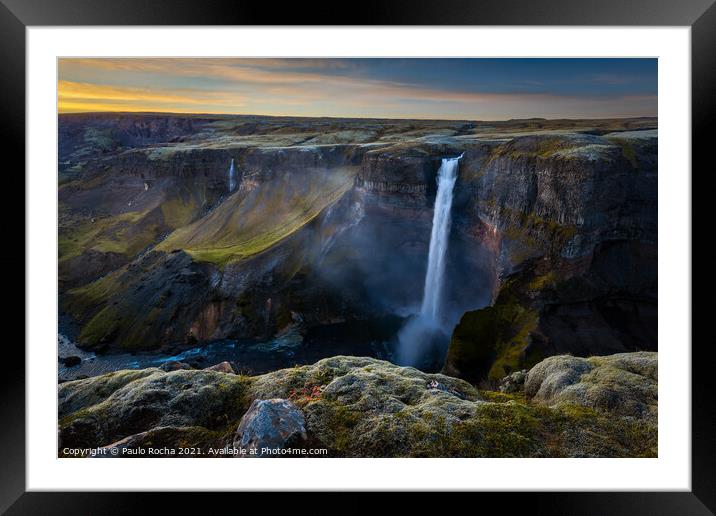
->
{"left": 58, "top": 58, "right": 658, "bottom": 120}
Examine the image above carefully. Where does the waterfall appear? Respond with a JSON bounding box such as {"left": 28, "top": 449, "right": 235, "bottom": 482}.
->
{"left": 228, "top": 158, "right": 236, "bottom": 193}
{"left": 420, "top": 153, "right": 462, "bottom": 323}
{"left": 395, "top": 153, "right": 462, "bottom": 367}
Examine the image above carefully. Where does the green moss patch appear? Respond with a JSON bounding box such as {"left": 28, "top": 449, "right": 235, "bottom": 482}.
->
{"left": 445, "top": 302, "right": 538, "bottom": 386}
{"left": 58, "top": 211, "right": 148, "bottom": 263}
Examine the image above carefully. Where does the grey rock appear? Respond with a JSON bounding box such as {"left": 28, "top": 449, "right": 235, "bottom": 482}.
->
{"left": 233, "top": 399, "right": 307, "bottom": 457}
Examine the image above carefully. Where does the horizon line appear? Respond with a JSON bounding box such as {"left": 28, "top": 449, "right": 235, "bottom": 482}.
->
{"left": 57, "top": 110, "right": 659, "bottom": 123}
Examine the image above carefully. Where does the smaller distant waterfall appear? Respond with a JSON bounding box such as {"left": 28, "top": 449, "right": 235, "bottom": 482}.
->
{"left": 228, "top": 159, "right": 237, "bottom": 193}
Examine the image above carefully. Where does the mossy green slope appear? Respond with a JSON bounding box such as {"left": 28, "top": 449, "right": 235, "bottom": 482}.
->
{"left": 158, "top": 167, "right": 356, "bottom": 266}
{"left": 58, "top": 180, "right": 214, "bottom": 291}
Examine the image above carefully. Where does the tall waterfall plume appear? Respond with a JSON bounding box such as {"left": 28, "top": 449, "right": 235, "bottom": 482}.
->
{"left": 228, "top": 158, "right": 237, "bottom": 193}
{"left": 395, "top": 153, "right": 463, "bottom": 367}
{"left": 419, "top": 154, "right": 462, "bottom": 322}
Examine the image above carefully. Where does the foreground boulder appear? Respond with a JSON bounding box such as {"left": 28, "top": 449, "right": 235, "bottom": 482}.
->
{"left": 524, "top": 352, "right": 657, "bottom": 420}
{"left": 234, "top": 399, "right": 307, "bottom": 457}
{"left": 58, "top": 368, "right": 248, "bottom": 451}
{"left": 58, "top": 353, "right": 657, "bottom": 458}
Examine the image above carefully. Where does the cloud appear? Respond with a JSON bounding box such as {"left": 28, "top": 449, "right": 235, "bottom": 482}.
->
{"left": 58, "top": 80, "right": 247, "bottom": 113}
{"left": 57, "top": 58, "right": 657, "bottom": 119}
{"left": 587, "top": 73, "right": 639, "bottom": 85}
{"left": 59, "top": 80, "right": 211, "bottom": 104}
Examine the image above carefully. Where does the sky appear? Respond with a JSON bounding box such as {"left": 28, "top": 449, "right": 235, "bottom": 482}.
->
{"left": 57, "top": 58, "right": 657, "bottom": 120}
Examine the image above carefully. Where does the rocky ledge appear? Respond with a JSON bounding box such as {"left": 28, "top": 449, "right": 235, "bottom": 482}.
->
{"left": 59, "top": 351, "right": 656, "bottom": 458}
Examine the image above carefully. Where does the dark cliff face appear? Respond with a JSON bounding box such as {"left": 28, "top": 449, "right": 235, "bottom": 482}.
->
{"left": 358, "top": 152, "right": 439, "bottom": 203}
{"left": 58, "top": 114, "right": 657, "bottom": 372}
{"left": 443, "top": 131, "right": 658, "bottom": 385}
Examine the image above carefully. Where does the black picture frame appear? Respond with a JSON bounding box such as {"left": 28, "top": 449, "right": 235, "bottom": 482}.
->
{"left": 3, "top": 0, "right": 711, "bottom": 511}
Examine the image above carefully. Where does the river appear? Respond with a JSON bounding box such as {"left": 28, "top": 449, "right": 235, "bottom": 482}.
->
{"left": 58, "top": 316, "right": 402, "bottom": 381}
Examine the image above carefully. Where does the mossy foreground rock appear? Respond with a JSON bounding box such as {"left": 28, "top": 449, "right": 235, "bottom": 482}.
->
{"left": 525, "top": 352, "right": 657, "bottom": 420}
{"left": 59, "top": 368, "right": 251, "bottom": 452}
{"left": 58, "top": 353, "right": 656, "bottom": 458}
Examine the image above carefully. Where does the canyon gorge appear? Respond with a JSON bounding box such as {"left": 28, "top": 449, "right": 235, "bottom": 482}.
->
{"left": 57, "top": 113, "right": 658, "bottom": 457}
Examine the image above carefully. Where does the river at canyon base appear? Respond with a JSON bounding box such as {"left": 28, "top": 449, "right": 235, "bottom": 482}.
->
{"left": 58, "top": 316, "right": 405, "bottom": 381}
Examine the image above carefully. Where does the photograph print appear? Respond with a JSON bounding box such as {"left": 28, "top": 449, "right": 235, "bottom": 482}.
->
{"left": 57, "top": 58, "right": 657, "bottom": 458}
